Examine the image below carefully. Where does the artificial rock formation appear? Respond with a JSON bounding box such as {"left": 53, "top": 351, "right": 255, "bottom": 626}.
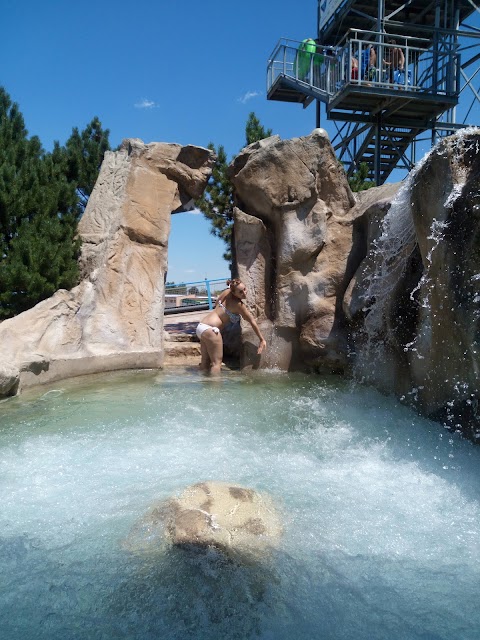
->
{"left": 0, "top": 139, "right": 214, "bottom": 396}
{"left": 348, "top": 129, "right": 480, "bottom": 439}
{"left": 230, "top": 129, "right": 397, "bottom": 372}
{"left": 231, "top": 126, "right": 480, "bottom": 439}
{"left": 409, "top": 131, "right": 480, "bottom": 431}
{"left": 124, "top": 481, "right": 282, "bottom": 559}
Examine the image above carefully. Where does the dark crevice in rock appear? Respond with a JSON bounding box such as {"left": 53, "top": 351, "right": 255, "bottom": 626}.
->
{"left": 122, "top": 225, "right": 167, "bottom": 247}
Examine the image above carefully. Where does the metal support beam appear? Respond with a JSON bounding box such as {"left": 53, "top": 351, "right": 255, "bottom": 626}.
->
{"left": 268, "top": 2, "right": 480, "bottom": 184}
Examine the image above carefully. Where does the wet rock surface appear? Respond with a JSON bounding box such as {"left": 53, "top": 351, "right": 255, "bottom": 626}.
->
{"left": 125, "top": 481, "right": 282, "bottom": 558}
{"left": 349, "top": 129, "right": 480, "bottom": 440}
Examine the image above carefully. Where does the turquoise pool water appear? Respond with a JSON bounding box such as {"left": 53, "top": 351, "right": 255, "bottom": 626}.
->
{"left": 0, "top": 368, "right": 479, "bottom": 639}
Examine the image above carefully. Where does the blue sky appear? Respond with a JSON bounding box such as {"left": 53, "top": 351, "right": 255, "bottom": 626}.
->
{"left": 3, "top": 1, "right": 480, "bottom": 283}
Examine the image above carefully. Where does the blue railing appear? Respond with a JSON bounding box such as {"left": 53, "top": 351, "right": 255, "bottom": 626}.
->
{"left": 164, "top": 277, "right": 229, "bottom": 313}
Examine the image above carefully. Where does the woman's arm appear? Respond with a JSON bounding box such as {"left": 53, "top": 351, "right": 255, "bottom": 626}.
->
{"left": 215, "top": 289, "right": 230, "bottom": 307}
{"left": 238, "top": 304, "right": 267, "bottom": 354}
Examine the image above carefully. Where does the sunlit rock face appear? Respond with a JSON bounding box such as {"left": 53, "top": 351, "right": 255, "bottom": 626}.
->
{"left": 124, "top": 481, "right": 282, "bottom": 560}
{"left": 349, "top": 130, "right": 480, "bottom": 440}
{"left": 0, "top": 140, "right": 214, "bottom": 395}
{"left": 230, "top": 129, "right": 400, "bottom": 372}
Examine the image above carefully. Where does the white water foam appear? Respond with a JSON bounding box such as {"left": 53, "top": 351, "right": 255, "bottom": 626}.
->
{"left": 1, "top": 370, "right": 480, "bottom": 639}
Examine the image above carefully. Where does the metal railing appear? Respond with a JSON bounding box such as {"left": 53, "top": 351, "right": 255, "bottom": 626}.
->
{"left": 267, "top": 32, "right": 460, "bottom": 99}
{"left": 267, "top": 38, "right": 335, "bottom": 97}
{"left": 339, "top": 35, "right": 459, "bottom": 95}
{"left": 164, "top": 277, "right": 229, "bottom": 314}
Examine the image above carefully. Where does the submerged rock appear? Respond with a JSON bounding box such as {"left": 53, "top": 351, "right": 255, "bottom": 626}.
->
{"left": 125, "top": 481, "right": 282, "bottom": 558}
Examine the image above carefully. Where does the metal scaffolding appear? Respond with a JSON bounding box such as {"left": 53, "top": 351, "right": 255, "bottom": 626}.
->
{"left": 267, "top": 0, "right": 480, "bottom": 184}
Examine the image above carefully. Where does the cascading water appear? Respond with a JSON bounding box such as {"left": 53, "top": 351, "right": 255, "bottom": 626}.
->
{"left": 353, "top": 129, "right": 480, "bottom": 424}
{"left": 1, "top": 368, "right": 480, "bottom": 639}
{"left": 352, "top": 166, "right": 418, "bottom": 386}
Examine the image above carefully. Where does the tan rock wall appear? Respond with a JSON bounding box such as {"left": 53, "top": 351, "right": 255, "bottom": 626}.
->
{"left": 231, "top": 129, "right": 360, "bottom": 372}
{"left": 0, "top": 139, "right": 214, "bottom": 395}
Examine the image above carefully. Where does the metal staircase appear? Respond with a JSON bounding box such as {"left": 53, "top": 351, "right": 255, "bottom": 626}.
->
{"left": 333, "top": 121, "right": 421, "bottom": 184}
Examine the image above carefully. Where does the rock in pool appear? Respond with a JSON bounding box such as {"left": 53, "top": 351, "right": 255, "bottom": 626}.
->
{"left": 124, "top": 481, "right": 282, "bottom": 558}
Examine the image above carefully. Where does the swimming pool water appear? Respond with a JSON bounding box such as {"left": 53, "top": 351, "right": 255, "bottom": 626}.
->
{"left": 0, "top": 368, "right": 479, "bottom": 639}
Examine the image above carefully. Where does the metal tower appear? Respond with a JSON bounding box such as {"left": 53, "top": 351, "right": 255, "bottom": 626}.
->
{"left": 267, "top": 1, "right": 480, "bottom": 184}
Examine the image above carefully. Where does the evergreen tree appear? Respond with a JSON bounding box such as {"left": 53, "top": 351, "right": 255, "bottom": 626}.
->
{"left": 245, "top": 111, "right": 273, "bottom": 146}
{"left": 197, "top": 113, "right": 272, "bottom": 268}
{"left": 0, "top": 88, "right": 80, "bottom": 318}
{"left": 64, "top": 116, "right": 110, "bottom": 214}
{"left": 196, "top": 143, "right": 234, "bottom": 264}
{"left": 348, "top": 162, "right": 375, "bottom": 192}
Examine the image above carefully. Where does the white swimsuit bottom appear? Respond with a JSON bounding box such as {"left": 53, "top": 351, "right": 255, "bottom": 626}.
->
{"left": 196, "top": 322, "right": 220, "bottom": 339}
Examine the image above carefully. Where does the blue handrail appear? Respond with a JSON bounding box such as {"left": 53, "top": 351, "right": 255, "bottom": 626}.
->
{"left": 165, "top": 277, "right": 229, "bottom": 312}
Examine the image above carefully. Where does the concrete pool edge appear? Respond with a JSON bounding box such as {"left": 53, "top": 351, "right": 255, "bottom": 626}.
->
{"left": 17, "top": 351, "right": 164, "bottom": 392}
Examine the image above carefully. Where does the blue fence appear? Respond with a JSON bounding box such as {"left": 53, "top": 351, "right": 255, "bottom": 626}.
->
{"left": 164, "top": 278, "right": 229, "bottom": 314}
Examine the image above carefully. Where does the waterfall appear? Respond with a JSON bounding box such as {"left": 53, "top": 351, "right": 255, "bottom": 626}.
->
{"left": 362, "top": 176, "right": 417, "bottom": 339}
{"left": 352, "top": 164, "right": 421, "bottom": 384}
{"left": 353, "top": 128, "right": 480, "bottom": 432}
{"left": 359, "top": 129, "right": 480, "bottom": 352}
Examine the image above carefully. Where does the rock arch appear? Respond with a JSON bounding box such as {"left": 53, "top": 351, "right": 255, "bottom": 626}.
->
{"left": 0, "top": 139, "right": 214, "bottom": 395}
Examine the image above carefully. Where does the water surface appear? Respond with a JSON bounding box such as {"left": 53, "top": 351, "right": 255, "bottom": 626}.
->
{"left": 1, "top": 368, "right": 479, "bottom": 639}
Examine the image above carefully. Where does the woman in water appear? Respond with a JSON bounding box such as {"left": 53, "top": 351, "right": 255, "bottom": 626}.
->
{"left": 196, "top": 278, "right": 267, "bottom": 373}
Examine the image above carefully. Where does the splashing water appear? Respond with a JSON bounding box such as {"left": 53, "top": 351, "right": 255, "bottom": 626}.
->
{"left": 358, "top": 129, "right": 480, "bottom": 368}
{"left": 362, "top": 175, "right": 417, "bottom": 340}
{"left": 1, "top": 369, "right": 480, "bottom": 639}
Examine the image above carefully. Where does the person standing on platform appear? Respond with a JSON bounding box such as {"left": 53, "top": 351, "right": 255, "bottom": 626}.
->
{"left": 361, "top": 43, "right": 377, "bottom": 83}
{"left": 384, "top": 39, "right": 405, "bottom": 85}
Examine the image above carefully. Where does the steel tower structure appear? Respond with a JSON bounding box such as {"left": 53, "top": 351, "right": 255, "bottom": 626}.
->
{"left": 267, "top": 0, "right": 480, "bottom": 184}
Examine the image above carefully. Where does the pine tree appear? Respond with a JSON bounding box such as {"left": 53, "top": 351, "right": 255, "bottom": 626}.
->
{"left": 196, "top": 143, "right": 234, "bottom": 264}
{"left": 245, "top": 112, "right": 273, "bottom": 146}
{"left": 348, "top": 162, "right": 375, "bottom": 192}
{"left": 0, "top": 88, "right": 80, "bottom": 318}
{"left": 64, "top": 116, "right": 110, "bottom": 214}
{"left": 196, "top": 113, "right": 273, "bottom": 268}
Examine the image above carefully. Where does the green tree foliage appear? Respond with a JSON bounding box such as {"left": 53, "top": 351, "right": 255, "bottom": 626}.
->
{"left": 1, "top": 211, "right": 81, "bottom": 315}
{"left": 196, "top": 112, "right": 272, "bottom": 268}
{"left": 64, "top": 116, "right": 110, "bottom": 213}
{"left": 348, "top": 162, "right": 375, "bottom": 192}
{"left": 245, "top": 111, "right": 273, "bottom": 146}
{"left": 0, "top": 88, "right": 109, "bottom": 318}
{"left": 196, "top": 143, "right": 234, "bottom": 264}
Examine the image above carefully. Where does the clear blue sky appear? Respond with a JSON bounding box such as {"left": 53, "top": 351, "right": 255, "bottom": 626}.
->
{"left": 3, "top": 1, "right": 480, "bottom": 283}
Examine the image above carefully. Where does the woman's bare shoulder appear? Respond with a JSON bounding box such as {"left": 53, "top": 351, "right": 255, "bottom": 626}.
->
{"left": 216, "top": 289, "right": 230, "bottom": 305}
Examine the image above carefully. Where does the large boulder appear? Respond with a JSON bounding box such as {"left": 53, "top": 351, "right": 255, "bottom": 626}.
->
{"left": 230, "top": 128, "right": 382, "bottom": 372}
{"left": 124, "top": 481, "right": 282, "bottom": 559}
{"left": 348, "top": 129, "right": 480, "bottom": 440}
{"left": 0, "top": 140, "right": 214, "bottom": 395}
{"left": 407, "top": 130, "right": 480, "bottom": 435}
